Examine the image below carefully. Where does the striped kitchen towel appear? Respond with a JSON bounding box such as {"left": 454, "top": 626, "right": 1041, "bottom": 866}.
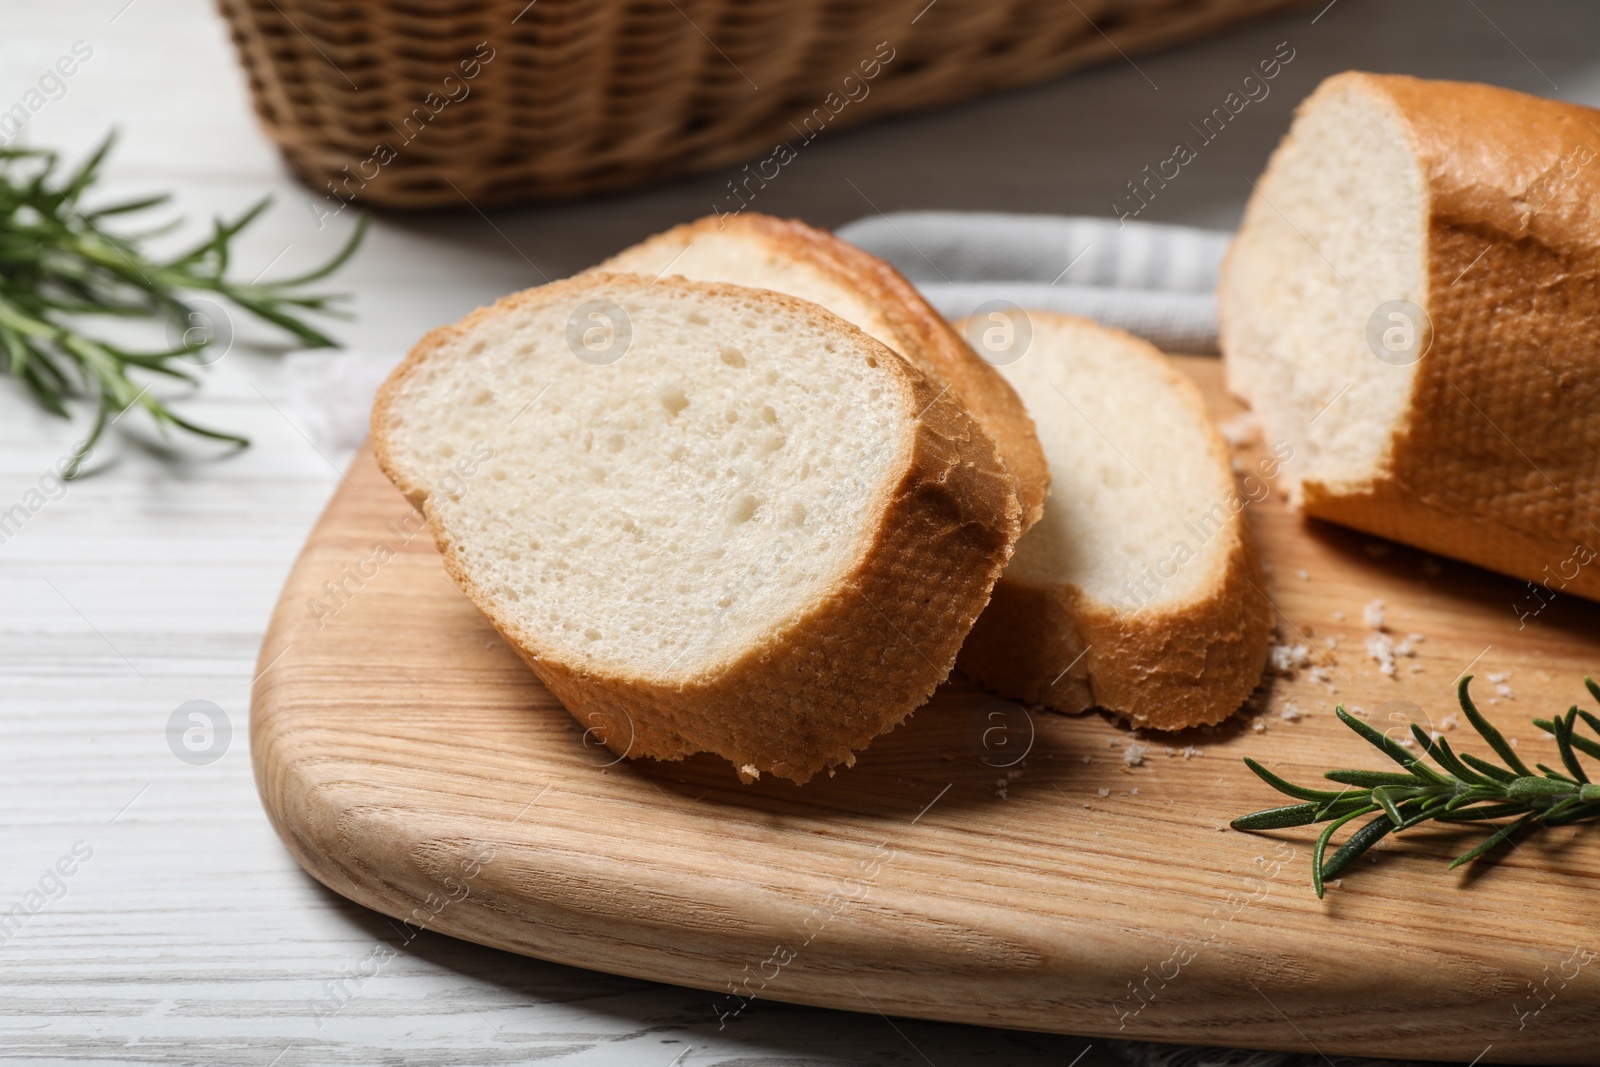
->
{"left": 835, "top": 212, "right": 1230, "bottom": 354}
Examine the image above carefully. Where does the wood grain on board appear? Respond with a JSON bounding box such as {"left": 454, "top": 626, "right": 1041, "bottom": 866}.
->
{"left": 251, "top": 356, "right": 1600, "bottom": 1065}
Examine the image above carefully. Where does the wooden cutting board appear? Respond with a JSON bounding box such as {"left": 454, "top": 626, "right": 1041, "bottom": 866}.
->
{"left": 251, "top": 356, "right": 1600, "bottom": 1064}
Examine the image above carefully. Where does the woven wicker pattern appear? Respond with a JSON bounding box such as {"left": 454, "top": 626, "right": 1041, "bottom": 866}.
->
{"left": 216, "top": 0, "right": 1309, "bottom": 209}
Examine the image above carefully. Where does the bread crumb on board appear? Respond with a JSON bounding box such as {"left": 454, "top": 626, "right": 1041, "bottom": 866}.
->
{"left": 1123, "top": 741, "right": 1147, "bottom": 766}
{"left": 1363, "top": 598, "right": 1387, "bottom": 630}
{"left": 1366, "top": 632, "right": 1396, "bottom": 677}
{"left": 1485, "top": 671, "right": 1514, "bottom": 700}
{"left": 1267, "top": 642, "right": 1311, "bottom": 674}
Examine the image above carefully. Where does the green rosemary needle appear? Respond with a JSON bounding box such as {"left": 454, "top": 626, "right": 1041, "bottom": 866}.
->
{"left": 1232, "top": 675, "right": 1600, "bottom": 896}
{"left": 0, "top": 134, "right": 367, "bottom": 471}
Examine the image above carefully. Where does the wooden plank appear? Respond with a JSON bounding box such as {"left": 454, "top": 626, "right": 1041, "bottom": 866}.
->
{"left": 251, "top": 355, "right": 1600, "bottom": 1064}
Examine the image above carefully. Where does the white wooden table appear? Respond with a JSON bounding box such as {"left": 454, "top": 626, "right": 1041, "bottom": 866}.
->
{"left": 2, "top": 1, "right": 1597, "bottom": 1063}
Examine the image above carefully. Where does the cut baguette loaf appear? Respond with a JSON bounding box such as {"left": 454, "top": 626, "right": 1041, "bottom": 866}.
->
{"left": 1222, "top": 71, "right": 1600, "bottom": 601}
{"left": 956, "top": 312, "right": 1272, "bottom": 730}
{"left": 593, "top": 213, "right": 1051, "bottom": 530}
{"left": 372, "top": 273, "right": 1021, "bottom": 783}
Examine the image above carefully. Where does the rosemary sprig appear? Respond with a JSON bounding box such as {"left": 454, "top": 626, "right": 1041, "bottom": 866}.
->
{"left": 1233, "top": 675, "right": 1600, "bottom": 896}
{"left": 0, "top": 134, "right": 367, "bottom": 470}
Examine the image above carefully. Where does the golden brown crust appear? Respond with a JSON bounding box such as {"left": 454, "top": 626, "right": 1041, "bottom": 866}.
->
{"left": 955, "top": 314, "right": 1272, "bottom": 731}
{"left": 593, "top": 213, "right": 1051, "bottom": 530}
{"left": 372, "top": 273, "right": 1021, "bottom": 783}
{"left": 1241, "top": 72, "right": 1600, "bottom": 600}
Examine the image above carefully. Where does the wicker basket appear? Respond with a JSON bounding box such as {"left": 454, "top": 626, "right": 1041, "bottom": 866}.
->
{"left": 217, "top": 0, "right": 1309, "bottom": 210}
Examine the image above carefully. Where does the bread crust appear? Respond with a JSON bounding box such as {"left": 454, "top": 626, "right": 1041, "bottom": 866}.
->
{"left": 372, "top": 273, "right": 1021, "bottom": 783}
{"left": 1226, "top": 71, "right": 1600, "bottom": 600}
{"left": 955, "top": 313, "right": 1272, "bottom": 731}
{"left": 594, "top": 213, "right": 1051, "bottom": 530}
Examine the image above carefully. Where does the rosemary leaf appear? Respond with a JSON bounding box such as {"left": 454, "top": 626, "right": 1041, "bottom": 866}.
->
{"left": 1457, "top": 674, "right": 1536, "bottom": 777}
{"left": 1241, "top": 757, "right": 1349, "bottom": 802}
{"left": 1458, "top": 752, "right": 1519, "bottom": 784}
{"left": 1335, "top": 707, "right": 1423, "bottom": 770}
{"left": 1313, "top": 805, "right": 1377, "bottom": 898}
{"left": 1447, "top": 812, "right": 1537, "bottom": 870}
{"left": 1319, "top": 812, "right": 1394, "bottom": 880}
{"left": 1556, "top": 709, "right": 1592, "bottom": 782}
{"left": 1324, "top": 769, "right": 1425, "bottom": 789}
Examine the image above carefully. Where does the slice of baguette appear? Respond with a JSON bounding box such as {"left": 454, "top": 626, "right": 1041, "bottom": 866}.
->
{"left": 955, "top": 312, "right": 1272, "bottom": 730}
{"left": 372, "top": 273, "right": 1021, "bottom": 783}
{"left": 1221, "top": 71, "right": 1600, "bottom": 601}
{"left": 592, "top": 213, "right": 1051, "bottom": 530}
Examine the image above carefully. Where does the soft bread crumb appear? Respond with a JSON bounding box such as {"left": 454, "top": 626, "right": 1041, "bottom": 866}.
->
{"left": 371, "top": 273, "right": 1019, "bottom": 784}
{"left": 954, "top": 312, "right": 1271, "bottom": 732}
